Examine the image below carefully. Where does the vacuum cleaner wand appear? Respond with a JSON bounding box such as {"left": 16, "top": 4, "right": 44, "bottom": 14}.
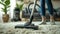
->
{"left": 25, "top": 0, "right": 37, "bottom": 25}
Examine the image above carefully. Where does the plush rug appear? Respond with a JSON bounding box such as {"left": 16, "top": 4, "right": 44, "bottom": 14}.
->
{"left": 0, "top": 22, "right": 60, "bottom": 34}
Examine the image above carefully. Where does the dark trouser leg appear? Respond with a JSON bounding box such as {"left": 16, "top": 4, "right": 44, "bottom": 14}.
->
{"left": 46, "top": 0, "right": 53, "bottom": 16}
{"left": 40, "top": 0, "right": 46, "bottom": 24}
{"left": 40, "top": 0, "right": 45, "bottom": 16}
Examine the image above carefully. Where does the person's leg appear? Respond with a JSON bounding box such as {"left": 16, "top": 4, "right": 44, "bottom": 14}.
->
{"left": 46, "top": 0, "right": 55, "bottom": 24}
{"left": 40, "top": 0, "right": 46, "bottom": 24}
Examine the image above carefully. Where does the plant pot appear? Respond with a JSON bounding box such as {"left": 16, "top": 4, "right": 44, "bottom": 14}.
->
{"left": 13, "top": 7, "right": 21, "bottom": 21}
{"left": 2, "top": 14, "right": 9, "bottom": 22}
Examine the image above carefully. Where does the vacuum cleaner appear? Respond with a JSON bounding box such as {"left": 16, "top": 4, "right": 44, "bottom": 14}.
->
{"left": 15, "top": 0, "right": 38, "bottom": 30}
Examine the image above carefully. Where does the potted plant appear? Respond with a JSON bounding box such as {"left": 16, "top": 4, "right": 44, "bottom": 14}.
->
{"left": 0, "top": 0, "right": 10, "bottom": 22}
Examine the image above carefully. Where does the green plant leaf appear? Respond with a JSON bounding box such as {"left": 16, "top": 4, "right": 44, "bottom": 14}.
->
{"left": 0, "top": 2, "right": 5, "bottom": 6}
{"left": 1, "top": 0, "right": 4, "bottom": 2}
{"left": 0, "top": 0, "right": 10, "bottom": 14}
{"left": 19, "top": 4, "right": 24, "bottom": 10}
{"left": 5, "top": 0, "right": 10, "bottom": 6}
{"left": 7, "top": 5, "right": 10, "bottom": 8}
{"left": 1, "top": 8, "right": 7, "bottom": 14}
{"left": 16, "top": 3, "right": 19, "bottom": 8}
{"left": 20, "top": 0, "right": 23, "bottom": 2}
{"left": 1, "top": 8, "right": 4, "bottom": 10}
